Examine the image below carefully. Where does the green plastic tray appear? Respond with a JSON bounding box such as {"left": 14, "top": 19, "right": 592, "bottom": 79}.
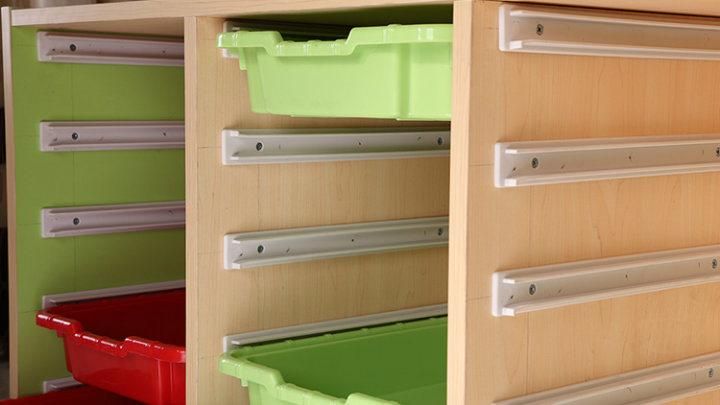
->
{"left": 217, "top": 24, "right": 452, "bottom": 121}
{"left": 219, "top": 317, "right": 447, "bottom": 405}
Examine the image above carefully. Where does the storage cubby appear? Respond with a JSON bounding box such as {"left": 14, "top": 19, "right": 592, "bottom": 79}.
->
{"left": 4, "top": 23, "right": 185, "bottom": 398}
{"left": 185, "top": 8, "right": 451, "bottom": 402}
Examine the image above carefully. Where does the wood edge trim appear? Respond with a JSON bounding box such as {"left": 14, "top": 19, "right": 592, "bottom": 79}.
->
{"left": 2, "top": 6, "right": 19, "bottom": 399}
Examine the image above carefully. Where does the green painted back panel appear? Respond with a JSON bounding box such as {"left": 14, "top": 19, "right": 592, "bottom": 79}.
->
{"left": 11, "top": 28, "right": 185, "bottom": 395}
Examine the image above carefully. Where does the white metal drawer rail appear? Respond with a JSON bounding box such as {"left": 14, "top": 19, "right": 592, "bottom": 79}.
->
{"left": 42, "top": 279, "right": 185, "bottom": 309}
{"left": 222, "top": 128, "right": 450, "bottom": 165}
{"left": 499, "top": 4, "right": 720, "bottom": 60}
{"left": 42, "top": 377, "right": 82, "bottom": 394}
{"left": 40, "top": 121, "right": 184, "bottom": 151}
{"left": 495, "top": 134, "right": 720, "bottom": 187}
{"left": 41, "top": 201, "right": 185, "bottom": 238}
{"left": 223, "top": 303, "right": 447, "bottom": 352}
{"left": 37, "top": 31, "right": 184, "bottom": 66}
{"left": 495, "top": 352, "right": 720, "bottom": 404}
{"left": 224, "top": 217, "right": 449, "bottom": 270}
{"left": 492, "top": 244, "right": 720, "bottom": 317}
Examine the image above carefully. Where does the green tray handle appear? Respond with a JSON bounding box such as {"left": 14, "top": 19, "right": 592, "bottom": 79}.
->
{"left": 219, "top": 353, "right": 401, "bottom": 404}
{"left": 217, "top": 24, "right": 453, "bottom": 63}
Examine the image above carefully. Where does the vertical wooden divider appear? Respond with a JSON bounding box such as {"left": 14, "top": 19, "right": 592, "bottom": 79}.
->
{"left": 2, "top": 6, "right": 18, "bottom": 399}
{"left": 184, "top": 15, "right": 200, "bottom": 405}
{"left": 449, "top": 1, "right": 720, "bottom": 404}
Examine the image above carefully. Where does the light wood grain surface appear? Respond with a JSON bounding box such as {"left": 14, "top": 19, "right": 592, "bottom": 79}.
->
{"left": 448, "top": 1, "right": 720, "bottom": 404}
{"left": 15, "top": 0, "right": 720, "bottom": 34}
{"left": 10, "top": 0, "right": 450, "bottom": 32}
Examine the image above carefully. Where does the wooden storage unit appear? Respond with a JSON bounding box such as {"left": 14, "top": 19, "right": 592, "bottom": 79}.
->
{"left": 6, "top": 0, "right": 720, "bottom": 404}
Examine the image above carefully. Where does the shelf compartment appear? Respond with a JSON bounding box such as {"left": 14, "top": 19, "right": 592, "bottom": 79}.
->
{"left": 492, "top": 245, "right": 720, "bottom": 316}
{"left": 41, "top": 201, "right": 185, "bottom": 238}
{"left": 222, "top": 127, "right": 450, "bottom": 165}
{"left": 40, "top": 121, "right": 184, "bottom": 151}
{"left": 224, "top": 216, "right": 449, "bottom": 270}
{"left": 36, "top": 289, "right": 186, "bottom": 405}
{"left": 496, "top": 352, "right": 720, "bottom": 404}
{"left": 220, "top": 317, "right": 446, "bottom": 405}
{"left": 37, "top": 32, "right": 184, "bottom": 66}
{"left": 499, "top": 4, "right": 720, "bottom": 60}
{"left": 217, "top": 24, "right": 452, "bottom": 121}
{"left": 495, "top": 134, "right": 720, "bottom": 187}
{"left": 0, "top": 386, "right": 141, "bottom": 405}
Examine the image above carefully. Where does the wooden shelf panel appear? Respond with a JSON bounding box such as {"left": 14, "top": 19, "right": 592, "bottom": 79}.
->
{"left": 9, "top": 0, "right": 451, "bottom": 30}
{"left": 450, "top": 1, "right": 720, "bottom": 404}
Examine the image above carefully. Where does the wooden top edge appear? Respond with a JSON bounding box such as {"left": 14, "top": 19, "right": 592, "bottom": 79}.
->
{"left": 11, "top": 0, "right": 452, "bottom": 27}
{"left": 507, "top": 0, "right": 720, "bottom": 19}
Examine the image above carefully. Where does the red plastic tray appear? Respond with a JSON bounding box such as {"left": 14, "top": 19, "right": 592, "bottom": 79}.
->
{"left": 36, "top": 289, "right": 185, "bottom": 405}
{"left": 0, "top": 386, "right": 141, "bottom": 404}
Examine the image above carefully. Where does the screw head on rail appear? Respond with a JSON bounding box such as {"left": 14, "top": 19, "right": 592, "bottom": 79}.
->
{"left": 713, "top": 258, "right": 718, "bottom": 270}
{"left": 716, "top": 146, "right": 720, "bottom": 158}
{"left": 438, "top": 228, "right": 444, "bottom": 237}
{"left": 536, "top": 24, "right": 544, "bottom": 36}
{"left": 69, "top": 44, "right": 77, "bottom": 52}
{"left": 71, "top": 132, "right": 79, "bottom": 141}
{"left": 72, "top": 218, "right": 80, "bottom": 226}
{"left": 257, "top": 245, "right": 264, "bottom": 254}
{"left": 437, "top": 137, "right": 444, "bottom": 146}
{"left": 710, "top": 368, "right": 715, "bottom": 378}
{"left": 531, "top": 158, "right": 539, "bottom": 169}
{"left": 255, "top": 142, "right": 264, "bottom": 152}
{"left": 529, "top": 284, "right": 537, "bottom": 295}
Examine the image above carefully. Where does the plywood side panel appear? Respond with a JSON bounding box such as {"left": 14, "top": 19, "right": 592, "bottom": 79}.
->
{"left": 447, "top": 2, "right": 472, "bottom": 404}
{"left": 2, "top": 7, "right": 19, "bottom": 399}
{"left": 187, "top": 17, "right": 449, "bottom": 404}
{"left": 184, "top": 15, "right": 201, "bottom": 405}
{"left": 451, "top": 1, "right": 720, "bottom": 403}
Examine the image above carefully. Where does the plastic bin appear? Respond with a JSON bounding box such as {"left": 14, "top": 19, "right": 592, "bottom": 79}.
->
{"left": 0, "top": 386, "right": 141, "bottom": 404}
{"left": 36, "top": 289, "right": 185, "bottom": 405}
{"left": 217, "top": 25, "right": 452, "bottom": 121}
{"left": 219, "top": 317, "right": 446, "bottom": 405}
